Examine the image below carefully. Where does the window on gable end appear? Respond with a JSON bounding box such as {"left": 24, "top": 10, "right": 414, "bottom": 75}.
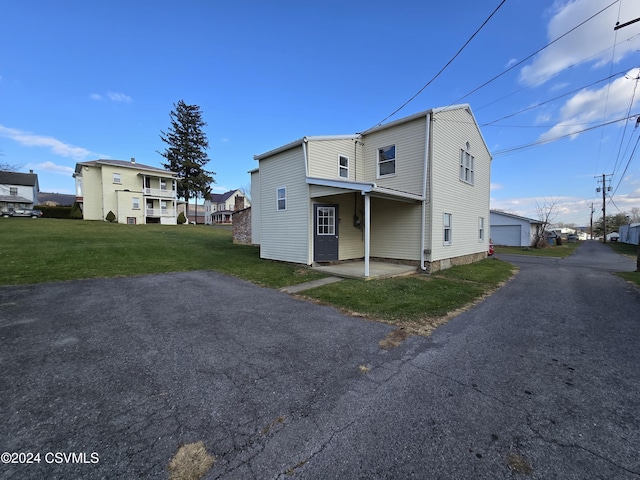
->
{"left": 339, "top": 155, "right": 349, "bottom": 179}
{"left": 460, "top": 143, "right": 474, "bottom": 185}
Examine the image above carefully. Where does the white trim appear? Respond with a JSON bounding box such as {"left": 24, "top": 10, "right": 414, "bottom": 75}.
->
{"left": 377, "top": 144, "right": 397, "bottom": 178}
{"left": 443, "top": 213, "right": 452, "bottom": 245}
{"left": 306, "top": 177, "right": 424, "bottom": 202}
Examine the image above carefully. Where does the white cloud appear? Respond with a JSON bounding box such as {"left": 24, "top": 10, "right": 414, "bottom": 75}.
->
{"left": 107, "top": 92, "right": 132, "bottom": 103}
{"left": 539, "top": 67, "right": 640, "bottom": 141}
{"left": 90, "top": 91, "right": 132, "bottom": 102}
{"left": 519, "top": 0, "right": 640, "bottom": 86}
{"left": 27, "top": 161, "right": 74, "bottom": 175}
{"left": 0, "top": 125, "right": 92, "bottom": 160}
{"left": 490, "top": 183, "right": 503, "bottom": 191}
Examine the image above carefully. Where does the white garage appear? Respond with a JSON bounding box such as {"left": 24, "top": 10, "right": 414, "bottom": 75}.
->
{"left": 490, "top": 210, "right": 542, "bottom": 247}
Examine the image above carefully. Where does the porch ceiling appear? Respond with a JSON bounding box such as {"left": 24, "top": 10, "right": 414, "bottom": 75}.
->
{"left": 307, "top": 177, "right": 423, "bottom": 203}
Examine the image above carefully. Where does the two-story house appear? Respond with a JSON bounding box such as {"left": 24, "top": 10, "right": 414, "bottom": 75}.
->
{"left": 0, "top": 170, "right": 40, "bottom": 214}
{"left": 204, "top": 189, "right": 250, "bottom": 225}
{"left": 250, "top": 104, "right": 491, "bottom": 276}
{"left": 73, "top": 158, "right": 179, "bottom": 224}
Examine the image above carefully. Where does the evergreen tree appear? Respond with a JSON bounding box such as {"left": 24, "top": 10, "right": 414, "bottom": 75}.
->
{"left": 159, "top": 100, "right": 215, "bottom": 218}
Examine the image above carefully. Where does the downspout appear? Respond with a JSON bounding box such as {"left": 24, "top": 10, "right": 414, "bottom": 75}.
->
{"left": 303, "top": 137, "right": 309, "bottom": 177}
{"left": 420, "top": 113, "right": 432, "bottom": 272}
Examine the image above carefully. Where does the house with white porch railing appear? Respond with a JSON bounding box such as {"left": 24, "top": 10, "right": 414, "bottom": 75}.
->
{"left": 73, "top": 158, "right": 179, "bottom": 224}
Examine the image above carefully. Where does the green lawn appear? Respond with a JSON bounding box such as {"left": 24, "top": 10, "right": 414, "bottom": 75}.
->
{"left": 0, "top": 218, "right": 517, "bottom": 333}
{"left": 607, "top": 241, "right": 640, "bottom": 287}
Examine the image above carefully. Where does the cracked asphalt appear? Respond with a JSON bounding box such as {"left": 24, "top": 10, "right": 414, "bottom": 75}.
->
{"left": 1, "top": 240, "right": 639, "bottom": 479}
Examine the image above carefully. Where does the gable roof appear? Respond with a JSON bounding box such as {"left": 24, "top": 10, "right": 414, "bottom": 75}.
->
{"left": 253, "top": 104, "right": 490, "bottom": 161}
{"left": 490, "top": 209, "right": 541, "bottom": 224}
{"left": 0, "top": 171, "right": 39, "bottom": 187}
{"left": 74, "top": 159, "right": 177, "bottom": 177}
{"left": 207, "top": 189, "right": 242, "bottom": 203}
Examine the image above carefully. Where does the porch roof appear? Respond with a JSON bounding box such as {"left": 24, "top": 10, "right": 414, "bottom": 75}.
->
{"left": 306, "top": 176, "right": 424, "bottom": 203}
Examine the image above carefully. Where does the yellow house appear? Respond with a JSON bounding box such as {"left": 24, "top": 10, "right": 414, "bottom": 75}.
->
{"left": 73, "top": 158, "right": 179, "bottom": 224}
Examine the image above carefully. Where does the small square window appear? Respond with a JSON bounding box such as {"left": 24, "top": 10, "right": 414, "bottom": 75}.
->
{"left": 276, "top": 187, "right": 287, "bottom": 211}
{"left": 9, "top": 187, "right": 18, "bottom": 196}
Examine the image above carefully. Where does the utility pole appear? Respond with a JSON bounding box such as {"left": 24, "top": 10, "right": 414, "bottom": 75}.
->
{"left": 595, "top": 174, "right": 612, "bottom": 243}
{"left": 589, "top": 203, "right": 595, "bottom": 240}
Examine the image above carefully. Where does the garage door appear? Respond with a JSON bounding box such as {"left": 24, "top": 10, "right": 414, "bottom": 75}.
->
{"left": 491, "top": 225, "right": 521, "bottom": 246}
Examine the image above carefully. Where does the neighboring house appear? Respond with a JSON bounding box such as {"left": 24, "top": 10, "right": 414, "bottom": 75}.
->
{"left": 251, "top": 104, "right": 492, "bottom": 276}
{"left": 490, "top": 210, "right": 542, "bottom": 247}
{"left": 177, "top": 203, "right": 207, "bottom": 224}
{"left": 204, "top": 190, "right": 249, "bottom": 225}
{"left": 619, "top": 223, "right": 640, "bottom": 245}
{"left": 73, "top": 158, "right": 179, "bottom": 224}
{"left": 0, "top": 170, "right": 39, "bottom": 213}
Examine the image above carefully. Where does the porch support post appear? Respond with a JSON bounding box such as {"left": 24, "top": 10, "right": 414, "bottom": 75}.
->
{"left": 364, "top": 193, "right": 371, "bottom": 277}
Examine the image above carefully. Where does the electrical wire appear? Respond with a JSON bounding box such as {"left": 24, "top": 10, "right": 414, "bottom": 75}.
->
{"left": 359, "top": 0, "right": 508, "bottom": 134}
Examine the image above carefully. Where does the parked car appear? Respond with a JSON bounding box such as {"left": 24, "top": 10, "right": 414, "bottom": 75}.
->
{"left": 3, "top": 209, "right": 43, "bottom": 218}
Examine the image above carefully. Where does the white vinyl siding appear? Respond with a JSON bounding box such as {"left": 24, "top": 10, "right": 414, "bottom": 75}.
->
{"left": 250, "top": 170, "right": 261, "bottom": 245}
{"left": 307, "top": 138, "right": 360, "bottom": 181}
{"left": 370, "top": 197, "right": 422, "bottom": 261}
{"left": 428, "top": 107, "right": 491, "bottom": 262}
{"left": 363, "top": 115, "right": 426, "bottom": 196}
{"left": 258, "top": 147, "right": 310, "bottom": 264}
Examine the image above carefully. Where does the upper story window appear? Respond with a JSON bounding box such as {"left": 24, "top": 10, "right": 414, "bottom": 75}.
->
{"left": 339, "top": 155, "right": 349, "bottom": 179}
{"left": 460, "top": 144, "right": 474, "bottom": 185}
{"left": 276, "top": 187, "right": 287, "bottom": 211}
{"left": 160, "top": 179, "right": 167, "bottom": 190}
{"left": 9, "top": 187, "right": 18, "bottom": 195}
{"left": 377, "top": 145, "right": 396, "bottom": 177}
{"left": 113, "top": 172, "right": 122, "bottom": 184}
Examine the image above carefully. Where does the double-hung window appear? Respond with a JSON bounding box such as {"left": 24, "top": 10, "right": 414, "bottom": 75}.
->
{"left": 443, "top": 213, "right": 452, "bottom": 245}
{"left": 113, "top": 172, "right": 122, "bottom": 184}
{"left": 132, "top": 197, "right": 140, "bottom": 210}
{"left": 9, "top": 187, "right": 18, "bottom": 196}
{"left": 460, "top": 146, "right": 474, "bottom": 185}
{"left": 377, "top": 144, "right": 396, "bottom": 177}
{"left": 478, "top": 217, "right": 484, "bottom": 242}
{"left": 339, "top": 155, "right": 349, "bottom": 179}
{"left": 276, "top": 187, "right": 287, "bottom": 211}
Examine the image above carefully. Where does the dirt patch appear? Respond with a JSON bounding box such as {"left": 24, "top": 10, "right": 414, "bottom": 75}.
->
{"left": 168, "top": 441, "right": 215, "bottom": 480}
{"left": 358, "top": 364, "right": 371, "bottom": 373}
{"left": 379, "top": 329, "right": 410, "bottom": 349}
{"left": 506, "top": 453, "right": 533, "bottom": 475}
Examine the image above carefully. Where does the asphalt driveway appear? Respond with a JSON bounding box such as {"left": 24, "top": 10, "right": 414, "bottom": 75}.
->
{"left": 1, "top": 241, "right": 639, "bottom": 479}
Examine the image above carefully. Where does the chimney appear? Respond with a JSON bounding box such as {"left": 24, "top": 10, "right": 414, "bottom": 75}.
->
{"left": 235, "top": 195, "right": 245, "bottom": 211}
{"left": 130, "top": 157, "right": 136, "bottom": 164}
{"left": 29, "top": 169, "right": 33, "bottom": 174}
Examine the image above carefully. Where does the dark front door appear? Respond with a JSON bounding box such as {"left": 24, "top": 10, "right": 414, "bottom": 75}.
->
{"left": 314, "top": 204, "right": 339, "bottom": 262}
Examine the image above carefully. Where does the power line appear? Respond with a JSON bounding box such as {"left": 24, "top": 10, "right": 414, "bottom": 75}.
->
{"left": 360, "top": 0, "right": 507, "bottom": 134}
{"left": 492, "top": 113, "right": 639, "bottom": 157}
{"left": 451, "top": 0, "right": 619, "bottom": 105}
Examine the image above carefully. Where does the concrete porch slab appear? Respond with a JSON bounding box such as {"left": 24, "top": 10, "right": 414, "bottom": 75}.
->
{"left": 312, "top": 261, "right": 418, "bottom": 280}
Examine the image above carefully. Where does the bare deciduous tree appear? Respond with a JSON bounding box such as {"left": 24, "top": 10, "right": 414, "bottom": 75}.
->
{"left": 534, "top": 197, "right": 561, "bottom": 247}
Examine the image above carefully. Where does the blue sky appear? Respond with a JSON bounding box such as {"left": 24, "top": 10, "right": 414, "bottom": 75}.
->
{"left": 1, "top": 0, "right": 639, "bottom": 226}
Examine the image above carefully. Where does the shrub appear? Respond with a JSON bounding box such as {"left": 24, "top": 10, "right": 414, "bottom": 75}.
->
{"left": 106, "top": 211, "right": 116, "bottom": 222}
{"left": 35, "top": 205, "right": 72, "bottom": 219}
{"left": 177, "top": 212, "right": 187, "bottom": 224}
{"left": 69, "top": 202, "right": 83, "bottom": 219}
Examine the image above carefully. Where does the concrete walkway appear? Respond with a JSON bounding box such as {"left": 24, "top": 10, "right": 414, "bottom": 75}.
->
{"left": 279, "top": 276, "right": 343, "bottom": 294}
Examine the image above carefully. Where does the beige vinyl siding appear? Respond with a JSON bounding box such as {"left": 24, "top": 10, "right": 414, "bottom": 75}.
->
{"left": 363, "top": 116, "right": 427, "bottom": 196}
{"left": 250, "top": 170, "right": 261, "bottom": 245}
{"left": 370, "top": 197, "right": 422, "bottom": 260}
{"left": 428, "top": 107, "right": 491, "bottom": 262}
{"left": 307, "top": 139, "right": 362, "bottom": 181}
{"left": 259, "top": 146, "right": 310, "bottom": 264}
{"left": 311, "top": 193, "right": 364, "bottom": 261}
{"left": 80, "top": 166, "right": 104, "bottom": 220}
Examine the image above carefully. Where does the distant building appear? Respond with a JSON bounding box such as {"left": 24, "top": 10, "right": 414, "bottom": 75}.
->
{"left": 38, "top": 192, "right": 75, "bottom": 206}
{"left": 0, "top": 170, "right": 39, "bottom": 213}
{"left": 73, "top": 158, "right": 179, "bottom": 224}
{"left": 204, "top": 189, "right": 249, "bottom": 225}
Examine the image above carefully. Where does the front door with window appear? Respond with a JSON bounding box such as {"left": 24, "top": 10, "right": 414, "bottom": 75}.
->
{"left": 314, "top": 204, "right": 339, "bottom": 262}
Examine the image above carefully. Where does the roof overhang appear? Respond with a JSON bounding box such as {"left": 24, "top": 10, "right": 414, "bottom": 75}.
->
{"left": 306, "top": 177, "right": 423, "bottom": 203}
